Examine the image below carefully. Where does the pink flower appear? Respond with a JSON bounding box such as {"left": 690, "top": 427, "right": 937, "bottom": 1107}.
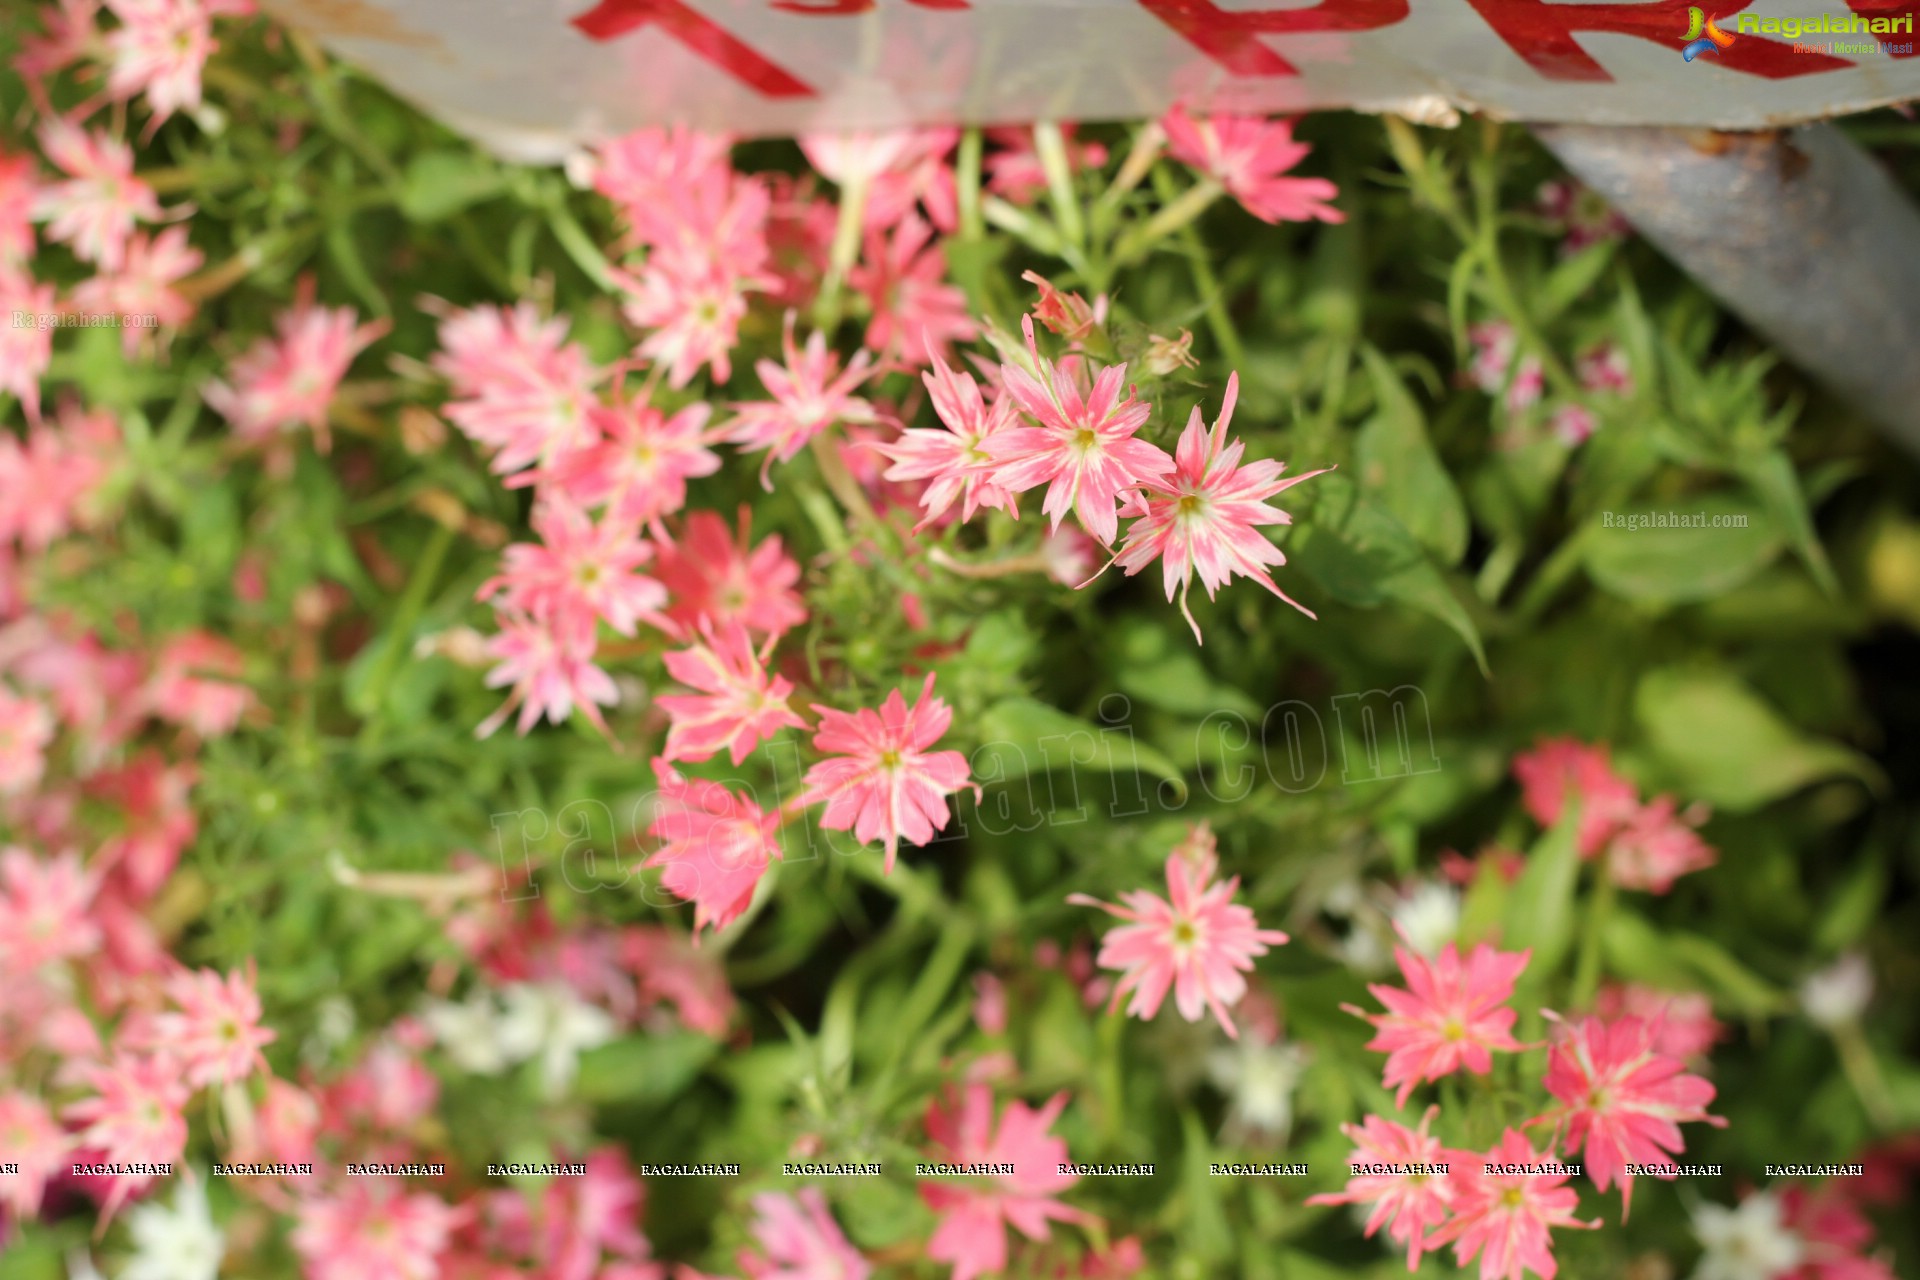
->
{"left": 987, "top": 316, "right": 1172, "bottom": 545}
{"left": 31, "top": 118, "right": 161, "bottom": 270}
{"left": 16, "top": 0, "right": 105, "bottom": 85}
{"left": 800, "top": 129, "right": 957, "bottom": 233}
{"left": 8, "top": 626, "right": 145, "bottom": 749}
{"left": 1345, "top": 940, "right": 1530, "bottom": 1106}
{"left": 1512, "top": 738, "right": 1715, "bottom": 893}
{"left": 151, "top": 963, "right": 278, "bottom": 1088}
{"left": 0, "top": 270, "right": 56, "bottom": 420}
{"left": 645, "top": 761, "right": 782, "bottom": 935}
{"left": 616, "top": 250, "right": 755, "bottom": 390}
{"left": 1549, "top": 405, "right": 1597, "bottom": 447}
{"left": 291, "top": 1184, "right": 463, "bottom": 1280}
{"left": 553, "top": 395, "right": 720, "bottom": 531}
{"left": 1779, "top": 1184, "right": 1899, "bottom": 1280}
{"left": 0, "top": 847, "right": 93, "bottom": 973}
{"left": 539, "top": 1147, "right": 653, "bottom": 1280}
{"left": 1511, "top": 738, "right": 1640, "bottom": 859}
{"left": 0, "top": 149, "right": 37, "bottom": 267}
{"left": 1022, "top": 270, "right": 1104, "bottom": 347}
{"left": 205, "top": 281, "right": 388, "bottom": 452}
{"left": 1067, "top": 823, "right": 1287, "bottom": 1038}
{"left": 1466, "top": 322, "right": 1545, "bottom": 413}
{"left": 802, "top": 674, "right": 974, "bottom": 872}
{"left": 229, "top": 1077, "right": 320, "bottom": 1171}
{"left": 0, "top": 850, "right": 98, "bottom": 974}
{"left": 1160, "top": 106, "right": 1342, "bottom": 225}
{"left": 1534, "top": 1013, "right": 1723, "bottom": 1215}
{"left": 1593, "top": 984, "right": 1723, "bottom": 1062}
{"left": 737, "top": 1188, "right": 870, "bottom": 1280}
{"left": 1576, "top": 344, "right": 1633, "bottom": 395}
{"left": 70, "top": 224, "right": 204, "bottom": 355}
{"left": 1604, "top": 796, "right": 1716, "bottom": 893}
{"left": 0, "top": 399, "right": 121, "bottom": 551}
{"left": 1536, "top": 179, "right": 1631, "bottom": 255}
{"left": 431, "top": 301, "right": 601, "bottom": 478}
{"left": 585, "top": 125, "right": 736, "bottom": 250}
{"left": 622, "top": 925, "right": 736, "bottom": 1036}
{"left": 103, "top": 0, "right": 217, "bottom": 122}
{"left": 655, "top": 509, "right": 807, "bottom": 640}
{"left": 146, "top": 629, "right": 253, "bottom": 736}
{"left": 0, "top": 685, "right": 53, "bottom": 794}
{"left": 64, "top": 1052, "right": 190, "bottom": 1217}
{"left": 1112, "top": 373, "right": 1329, "bottom": 639}
{"left": 480, "top": 502, "right": 665, "bottom": 639}
{"left": 873, "top": 354, "right": 1019, "bottom": 531}
{"left": 1306, "top": 1106, "right": 1456, "bottom": 1269}
{"left": 476, "top": 612, "right": 619, "bottom": 739}
{"left": 657, "top": 620, "right": 806, "bottom": 766}
{"left": 0, "top": 1091, "right": 67, "bottom": 1220}
{"left": 1427, "top": 1130, "right": 1598, "bottom": 1280}
{"left": 850, "top": 212, "right": 976, "bottom": 368}
{"left": 920, "top": 1084, "right": 1087, "bottom": 1280}
{"left": 93, "top": 752, "right": 198, "bottom": 900}
{"left": 727, "top": 313, "right": 878, "bottom": 487}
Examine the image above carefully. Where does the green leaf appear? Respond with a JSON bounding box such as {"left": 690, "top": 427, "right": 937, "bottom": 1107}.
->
{"left": 1736, "top": 448, "right": 1839, "bottom": 597}
{"left": 1106, "top": 618, "right": 1260, "bottom": 719}
{"left": 1538, "top": 238, "right": 1618, "bottom": 322}
{"left": 974, "top": 696, "right": 1187, "bottom": 801}
{"left": 1503, "top": 802, "right": 1582, "bottom": 981}
{"left": 573, "top": 1032, "right": 719, "bottom": 1104}
{"left": 1635, "top": 667, "right": 1881, "bottom": 811}
{"left": 1353, "top": 346, "right": 1469, "bottom": 565}
{"left": 1581, "top": 492, "right": 1784, "bottom": 604}
{"left": 400, "top": 148, "right": 507, "bottom": 222}
{"left": 1292, "top": 476, "right": 1489, "bottom": 676}
{"left": 1180, "top": 1108, "right": 1234, "bottom": 1262}
{"left": 1603, "top": 911, "right": 1786, "bottom": 1016}
{"left": 1815, "top": 851, "right": 1888, "bottom": 953}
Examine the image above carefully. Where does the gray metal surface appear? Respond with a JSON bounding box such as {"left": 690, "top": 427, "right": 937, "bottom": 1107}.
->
{"left": 1531, "top": 122, "right": 1920, "bottom": 460}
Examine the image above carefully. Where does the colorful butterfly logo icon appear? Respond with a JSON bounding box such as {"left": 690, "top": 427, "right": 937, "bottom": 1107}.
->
{"left": 1683, "top": 6, "right": 1738, "bottom": 59}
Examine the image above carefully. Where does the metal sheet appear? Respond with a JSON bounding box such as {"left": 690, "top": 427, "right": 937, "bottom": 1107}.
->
{"left": 263, "top": 0, "right": 1920, "bottom": 160}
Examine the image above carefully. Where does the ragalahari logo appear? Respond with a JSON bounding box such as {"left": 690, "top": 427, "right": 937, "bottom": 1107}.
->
{"left": 1683, "top": 6, "right": 1738, "bottom": 59}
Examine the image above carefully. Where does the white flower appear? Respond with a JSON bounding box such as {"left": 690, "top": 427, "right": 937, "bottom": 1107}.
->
{"left": 1206, "top": 1037, "right": 1309, "bottom": 1145}
{"left": 119, "top": 1177, "right": 224, "bottom": 1280}
{"left": 1336, "top": 925, "right": 1393, "bottom": 977}
{"left": 1389, "top": 880, "right": 1461, "bottom": 958}
{"left": 498, "top": 982, "right": 618, "bottom": 1098}
{"left": 421, "top": 990, "right": 519, "bottom": 1076}
{"left": 302, "top": 994, "right": 356, "bottom": 1067}
{"left": 1690, "top": 1192, "right": 1804, "bottom": 1280}
{"left": 1799, "top": 953, "right": 1873, "bottom": 1030}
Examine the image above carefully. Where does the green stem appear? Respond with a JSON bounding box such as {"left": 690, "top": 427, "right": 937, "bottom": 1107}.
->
{"left": 1111, "top": 175, "right": 1223, "bottom": 269}
{"left": 1571, "top": 866, "right": 1615, "bottom": 1009}
{"left": 1833, "top": 1021, "right": 1897, "bottom": 1130}
{"left": 1033, "top": 122, "right": 1085, "bottom": 251}
{"left": 957, "top": 127, "right": 985, "bottom": 243}
{"left": 356, "top": 521, "right": 456, "bottom": 749}
{"left": 545, "top": 197, "right": 617, "bottom": 292}
{"left": 808, "top": 433, "right": 886, "bottom": 543}
{"left": 812, "top": 167, "right": 871, "bottom": 332}
{"left": 1148, "top": 170, "right": 1245, "bottom": 370}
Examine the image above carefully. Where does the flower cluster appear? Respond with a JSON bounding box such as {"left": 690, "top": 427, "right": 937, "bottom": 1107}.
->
{"left": 3, "top": 1, "right": 1915, "bottom": 1278}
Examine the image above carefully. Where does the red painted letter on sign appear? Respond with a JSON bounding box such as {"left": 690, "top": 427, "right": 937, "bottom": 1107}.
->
{"left": 1461, "top": 0, "right": 1852, "bottom": 80}
{"left": 1140, "top": 0, "right": 1410, "bottom": 77}
{"left": 572, "top": 0, "right": 816, "bottom": 97}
